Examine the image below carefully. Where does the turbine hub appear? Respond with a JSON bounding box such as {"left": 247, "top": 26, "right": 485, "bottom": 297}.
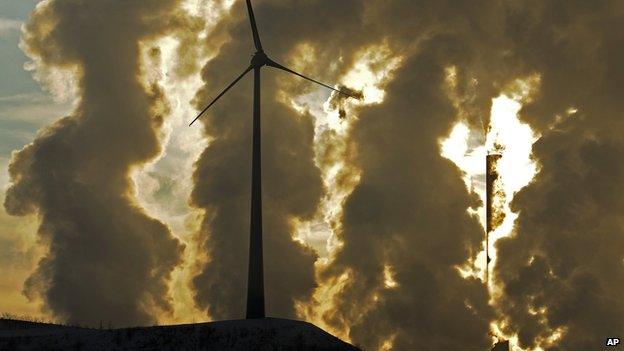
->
{"left": 251, "top": 51, "right": 269, "bottom": 68}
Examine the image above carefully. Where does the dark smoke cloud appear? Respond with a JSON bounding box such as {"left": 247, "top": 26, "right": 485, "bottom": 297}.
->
{"left": 190, "top": 0, "right": 366, "bottom": 319}
{"left": 3, "top": 0, "right": 187, "bottom": 326}
{"left": 190, "top": 0, "right": 514, "bottom": 347}
{"left": 315, "top": 1, "right": 517, "bottom": 350}
{"left": 494, "top": 1, "right": 624, "bottom": 349}
{"left": 323, "top": 44, "right": 496, "bottom": 351}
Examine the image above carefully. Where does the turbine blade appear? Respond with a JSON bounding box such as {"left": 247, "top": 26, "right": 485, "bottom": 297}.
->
{"left": 266, "top": 59, "right": 360, "bottom": 99}
{"left": 246, "top": 0, "right": 263, "bottom": 52}
{"left": 189, "top": 65, "right": 253, "bottom": 126}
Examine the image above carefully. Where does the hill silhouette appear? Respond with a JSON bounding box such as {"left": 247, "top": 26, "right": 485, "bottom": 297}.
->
{"left": 0, "top": 317, "right": 513, "bottom": 350}
{"left": 0, "top": 317, "right": 360, "bottom": 351}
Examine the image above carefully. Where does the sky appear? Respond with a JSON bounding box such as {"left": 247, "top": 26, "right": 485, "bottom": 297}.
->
{"left": 0, "top": 1, "right": 71, "bottom": 175}
{"left": 0, "top": 0, "right": 72, "bottom": 319}
{"left": 1, "top": 1, "right": 623, "bottom": 350}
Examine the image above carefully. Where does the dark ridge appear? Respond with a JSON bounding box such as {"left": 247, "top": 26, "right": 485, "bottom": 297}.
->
{"left": 0, "top": 317, "right": 360, "bottom": 351}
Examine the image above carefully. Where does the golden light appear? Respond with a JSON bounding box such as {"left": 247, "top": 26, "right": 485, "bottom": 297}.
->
{"left": 440, "top": 76, "right": 541, "bottom": 350}
{"left": 289, "top": 42, "right": 402, "bottom": 339}
{"left": 130, "top": 0, "right": 236, "bottom": 323}
{"left": 291, "top": 42, "right": 402, "bottom": 258}
{"left": 379, "top": 334, "right": 397, "bottom": 351}
{"left": 0, "top": 0, "right": 81, "bottom": 322}
{"left": 131, "top": 34, "right": 207, "bottom": 324}
{"left": 0, "top": 210, "right": 48, "bottom": 320}
{"left": 485, "top": 93, "right": 539, "bottom": 267}
{"left": 383, "top": 265, "right": 399, "bottom": 289}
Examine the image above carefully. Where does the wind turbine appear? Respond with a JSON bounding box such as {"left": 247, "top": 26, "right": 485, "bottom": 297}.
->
{"left": 189, "top": 0, "right": 359, "bottom": 319}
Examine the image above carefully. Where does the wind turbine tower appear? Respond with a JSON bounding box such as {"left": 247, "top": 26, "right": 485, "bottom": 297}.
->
{"left": 190, "top": 0, "right": 358, "bottom": 319}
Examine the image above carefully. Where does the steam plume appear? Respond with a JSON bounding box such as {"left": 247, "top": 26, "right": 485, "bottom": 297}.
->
{"left": 317, "top": 1, "right": 512, "bottom": 349}
{"left": 4, "top": 0, "right": 186, "bottom": 326}
{"left": 189, "top": 0, "right": 366, "bottom": 319}
{"left": 494, "top": 1, "right": 624, "bottom": 349}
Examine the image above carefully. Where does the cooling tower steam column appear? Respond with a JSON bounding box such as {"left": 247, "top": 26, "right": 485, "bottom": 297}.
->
{"left": 492, "top": 340, "right": 510, "bottom": 351}
{"left": 485, "top": 153, "right": 502, "bottom": 286}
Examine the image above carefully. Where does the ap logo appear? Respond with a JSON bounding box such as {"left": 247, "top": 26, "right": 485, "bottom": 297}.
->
{"left": 606, "top": 338, "right": 620, "bottom": 347}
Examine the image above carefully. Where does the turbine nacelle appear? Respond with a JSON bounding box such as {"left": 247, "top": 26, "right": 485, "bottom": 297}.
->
{"left": 251, "top": 51, "right": 269, "bottom": 68}
{"left": 189, "top": 0, "right": 359, "bottom": 127}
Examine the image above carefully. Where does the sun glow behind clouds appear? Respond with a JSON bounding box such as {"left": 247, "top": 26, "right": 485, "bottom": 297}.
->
{"left": 441, "top": 89, "right": 539, "bottom": 280}
{"left": 291, "top": 42, "right": 402, "bottom": 258}
{"left": 132, "top": 34, "right": 207, "bottom": 325}
{"left": 130, "top": 0, "right": 236, "bottom": 323}
{"left": 440, "top": 78, "right": 540, "bottom": 351}
{"left": 289, "top": 42, "right": 402, "bottom": 341}
{"left": 485, "top": 94, "right": 539, "bottom": 263}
